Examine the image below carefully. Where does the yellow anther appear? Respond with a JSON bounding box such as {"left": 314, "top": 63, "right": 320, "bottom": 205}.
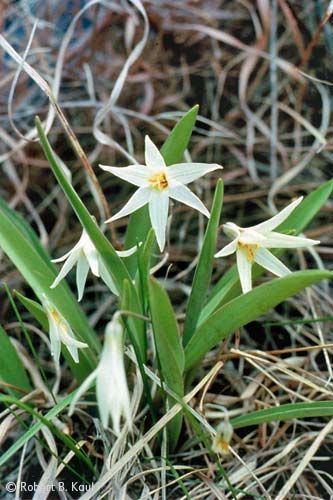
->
{"left": 212, "top": 436, "right": 230, "bottom": 455}
{"left": 148, "top": 172, "right": 168, "bottom": 190}
{"left": 50, "top": 309, "right": 61, "bottom": 324}
{"left": 238, "top": 241, "right": 260, "bottom": 263}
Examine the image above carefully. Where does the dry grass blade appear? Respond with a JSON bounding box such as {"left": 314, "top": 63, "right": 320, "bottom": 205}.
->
{"left": 0, "top": 31, "right": 110, "bottom": 220}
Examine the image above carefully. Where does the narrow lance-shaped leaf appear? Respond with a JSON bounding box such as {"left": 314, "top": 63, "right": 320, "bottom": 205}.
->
{"left": 125, "top": 105, "right": 199, "bottom": 274}
{"left": 183, "top": 179, "right": 223, "bottom": 345}
{"left": 0, "top": 325, "right": 31, "bottom": 396}
{"left": 36, "top": 117, "right": 146, "bottom": 361}
{"left": 231, "top": 401, "right": 333, "bottom": 429}
{"left": 200, "top": 180, "right": 333, "bottom": 324}
{"left": 185, "top": 270, "right": 332, "bottom": 370}
{"left": 149, "top": 277, "right": 185, "bottom": 450}
{"left": 0, "top": 196, "right": 53, "bottom": 269}
{"left": 14, "top": 290, "right": 48, "bottom": 330}
{"left": 136, "top": 228, "right": 156, "bottom": 311}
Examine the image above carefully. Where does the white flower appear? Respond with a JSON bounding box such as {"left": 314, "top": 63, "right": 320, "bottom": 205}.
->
{"left": 212, "top": 420, "right": 233, "bottom": 455}
{"left": 69, "top": 316, "right": 132, "bottom": 435}
{"left": 100, "top": 135, "right": 222, "bottom": 251}
{"left": 42, "top": 294, "right": 88, "bottom": 364}
{"left": 51, "top": 229, "right": 137, "bottom": 300}
{"left": 215, "top": 197, "right": 320, "bottom": 293}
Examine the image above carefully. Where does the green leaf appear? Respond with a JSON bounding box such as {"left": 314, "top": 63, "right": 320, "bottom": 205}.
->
{"left": 121, "top": 279, "right": 146, "bottom": 362}
{"left": 185, "top": 270, "right": 332, "bottom": 370}
{"left": 14, "top": 290, "right": 48, "bottom": 330}
{"left": 148, "top": 277, "right": 185, "bottom": 449}
{"left": 0, "top": 196, "right": 53, "bottom": 269}
{"left": 231, "top": 401, "right": 333, "bottom": 429}
{"left": 136, "top": 229, "right": 156, "bottom": 310}
{"left": 200, "top": 180, "right": 333, "bottom": 323}
{"left": 0, "top": 199, "right": 98, "bottom": 381}
{"left": 0, "top": 325, "right": 31, "bottom": 396}
{"left": 36, "top": 117, "right": 146, "bottom": 360}
{"left": 121, "top": 280, "right": 155, "bottom": 420}
{"left": 183, "top": 179, "right": 223, "bottom": 345}
{"left": 125, "top": 105, "right": 199, "bottom": 274}
{"left": 160, "top": 105, "right": 199, "bottom": 165}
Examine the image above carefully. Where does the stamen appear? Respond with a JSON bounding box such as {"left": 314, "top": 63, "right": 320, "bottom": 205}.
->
{"left": 238, "top": 241, "right": 259, "bottom": 263}
{"left": 212, "top": 436, "right": 230, "bottom": 455}
{"left": 148, "top": 172, "right": 168, "bottom": 190}
{"left": 51, "top": 309, "right": 61, "bottom": 324}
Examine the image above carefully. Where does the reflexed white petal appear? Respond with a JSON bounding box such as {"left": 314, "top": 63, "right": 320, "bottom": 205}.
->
{"left": 215, "top": 239, "right": 237, "bottom": 258}
{"left": 99, "top": 164, "right": 149, "bottom": 187}
{"left": 236, "top": 249, "right": 252, "bottom": 293}
{"left": 96, "top": 370, "right": 112, "bottom": 429}
{"left": 149, "top": 189, "right": 169, "bottom": 251}
{"left": 58, "top": 325, "right": 88, "bottom": 363}
{"left": 169, "top": 184, "right": 210, "bottom": 218}
{"left": 262, "top": 231, "right": 320, "bottom": 249}
{"left": 168, "top": 162, "right": 222, "bottom": 185}
{"left": 106, "top": 187, "right": 150, "bottom": 223}
{"left": 116, "top": 244, "right": 140, "bottom": 258}
{"left": 51, "top": 248, "right": 76, "bottom": 263}
{"left": 250, "top": 197, "right": 303, "bottom": 233}
{"left": 254, "top": 248, "right": 290, "bottom": 277}
{"left": 50, "top": 251, "right": 78, "bottom": 289}
{"left": 66, "top": 344, "right": 79, "bottom": 363}
{"left": 52, "top": 232, "right": 85, "bottom": 263}
{"left": 99, "top": 259, "right": 118, "bottom": 295}
{"left": 84, "top": 245, "right": 100, "bottom": 277}
{"left": 76, "top": 254, "right": 90, "bottom": 301}
{"left": 145, "top": 135, "right": 166, "bottom": 169}
{"left": 223, "top": 222, "right": 241, "bottom": 239}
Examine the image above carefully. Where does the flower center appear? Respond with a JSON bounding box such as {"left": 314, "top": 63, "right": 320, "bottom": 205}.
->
{"left": 238, "top": 241, "right": 260, "bottom": 263}
{"left": 51, "top": 308, "right": 61, "bottom": 324}
{"left": 148, "top": 171, "right": 169, "bottom": 190}
{"left": 213, "top": 437, "right": 230, "bottom": 455}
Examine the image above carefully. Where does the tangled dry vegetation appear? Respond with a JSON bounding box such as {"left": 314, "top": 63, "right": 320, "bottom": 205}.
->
{"left": 0, "top": 0, "right": 333, "bottom": 498}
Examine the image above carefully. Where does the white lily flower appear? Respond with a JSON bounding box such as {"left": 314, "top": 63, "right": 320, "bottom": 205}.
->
{"left": 212, "top": 420, "right": 233, "bottom": 455}
{"left": 51, "top": 229, "right": 137, "bottom": 300}
{"left": 68, "top": 316, "right": 132, "bottom": 435}
{"left": 100, "top": 135, "right": 222, "bottom": 251}
{"left": 215, "top": 197, "right": 320, "bottom": 293}
{"left": 42, "top": 294, "right": 88, "bottom": 365}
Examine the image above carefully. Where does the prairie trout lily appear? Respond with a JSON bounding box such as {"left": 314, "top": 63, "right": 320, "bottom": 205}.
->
{"left": 215, "top": 197, "right": 320, "bottom": 293}
{"left": 51, "top": 229, "right": 137, "bottom": 300}
{"left": 69, "top": 316, "right": 132, "bottom": 434}
{"left": 42, "top": 295, "right": 88, "bottom": 364}
{"left": 100, "top": 135, "right": 222, "bottom": 251}
{"left": 212, "top": 421, "right": 233, "bottom": 455}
